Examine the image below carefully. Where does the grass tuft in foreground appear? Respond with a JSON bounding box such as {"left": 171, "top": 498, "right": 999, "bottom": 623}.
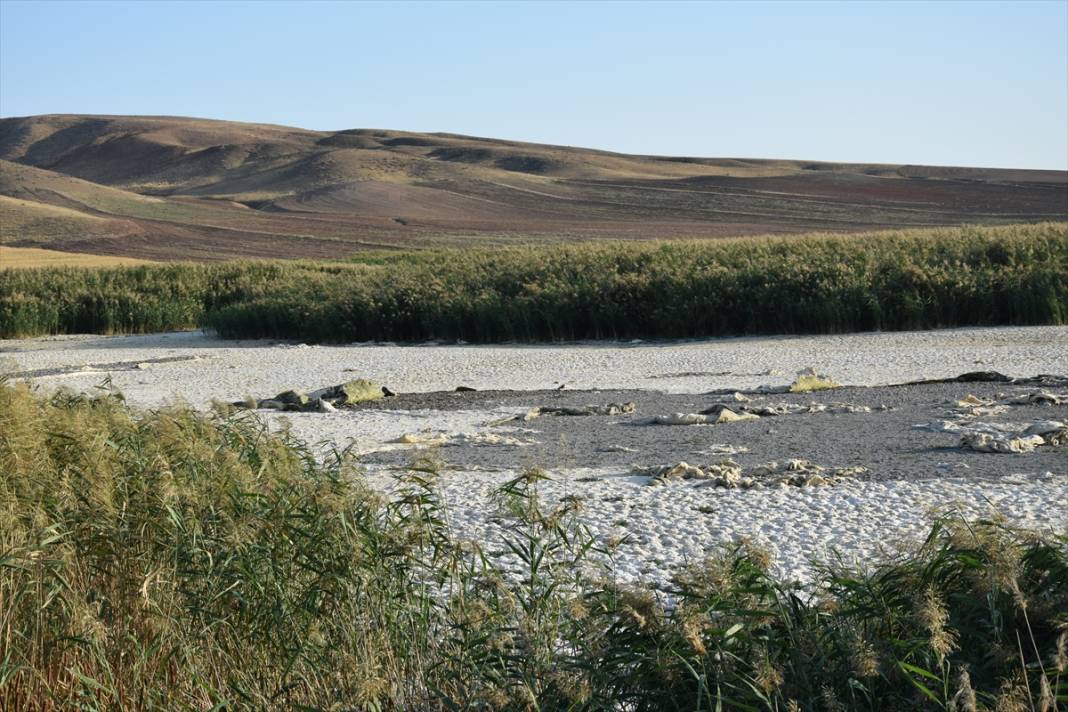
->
{"left": 1, "top": 382, "right": 1066, "bottom": 710}
{"left": 2, "top": 222, "right": 1066, "bottom": 341}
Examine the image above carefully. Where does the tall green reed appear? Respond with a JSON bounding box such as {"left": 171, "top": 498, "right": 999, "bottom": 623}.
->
{"left": 1, "top": 383, "right": 1066, "bottom": 710}
{"left": 2, "top": 222, "right": 1065, "bottom": 341}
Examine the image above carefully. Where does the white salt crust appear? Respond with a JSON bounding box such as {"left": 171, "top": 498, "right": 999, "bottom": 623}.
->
{"left": 4, "top": 326, "right": 1066, "bottom": 586}
{"left": 361, "top": 465, "right": 1068, "bottom": 587}
{"left": 4, "top": 325, "right": 1067, "bottom": 407}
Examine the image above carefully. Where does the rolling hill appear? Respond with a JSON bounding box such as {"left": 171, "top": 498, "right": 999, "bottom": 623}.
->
{"left": 1, "top": 114, "right": 1065, "bottom": 261}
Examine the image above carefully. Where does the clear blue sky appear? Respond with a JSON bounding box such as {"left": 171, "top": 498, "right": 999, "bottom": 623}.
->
{"left": 1, "top": 0, "right": 1066, "bottom": 169}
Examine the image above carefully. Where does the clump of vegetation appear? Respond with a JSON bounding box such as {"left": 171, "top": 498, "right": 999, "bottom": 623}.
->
{"left": 2, "top": 382, "right": 1065, "bottom": 710}
{"left": 0, "top": 261, "right": 293, "bottom": 337}
{"left": 2, "top": 222, "right": 1066, "bottom": 341}
{"left": 789, "top": 371, "right": 842, "bottom": 393}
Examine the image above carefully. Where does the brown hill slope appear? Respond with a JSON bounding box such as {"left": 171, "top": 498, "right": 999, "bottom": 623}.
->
{"left": 1, "top": 114, "right": 1065, "bottom": 261}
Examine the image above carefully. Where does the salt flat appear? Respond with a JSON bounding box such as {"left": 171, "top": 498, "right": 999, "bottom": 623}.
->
{"left": 4, "top": 325, "right": 1067, "bottom": 404}
{"left": 3, "top": 325, "right": 1066, "bottom": 586}
{"left": 361, "top": 467, "right": 1066, "bottom": 587}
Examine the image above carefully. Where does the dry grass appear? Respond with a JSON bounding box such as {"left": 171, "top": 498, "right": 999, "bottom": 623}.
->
{"left": 0, "top": 246, "right": 153, "bottom": 269}
{"left": 789, "top": 373, "right": 842, "bottom": 393}
{"left": 0, "top": 195, "right": 111, "bottom": 226}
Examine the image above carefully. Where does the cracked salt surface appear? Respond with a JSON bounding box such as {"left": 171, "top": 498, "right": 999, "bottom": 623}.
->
{"left": 265, "top": 408, "right": 534, "bottom": 456}
{"left": 4, "top": 325, "right": 1067, "bottom": 403}
{"left": 4, "top": 326, "right": 1066, "bottom": 587}
{"left": 362, "top": 466, "right": 1067, "bottom": 587}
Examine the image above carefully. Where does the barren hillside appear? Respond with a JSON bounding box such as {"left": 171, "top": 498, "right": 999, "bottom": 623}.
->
{"left": 1, "top": 114, "right": 1065, "bottom": 260}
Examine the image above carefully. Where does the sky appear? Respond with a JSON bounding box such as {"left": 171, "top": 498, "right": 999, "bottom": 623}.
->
{"left": 1, "top": 0, "right": 1066, "bottom": 170}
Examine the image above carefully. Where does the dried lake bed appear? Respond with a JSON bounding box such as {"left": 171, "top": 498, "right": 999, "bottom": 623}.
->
{"left": 3, "top": 325, "right": 1067, "bottom": 586}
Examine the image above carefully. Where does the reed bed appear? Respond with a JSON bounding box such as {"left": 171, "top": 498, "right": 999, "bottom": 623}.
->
{"left": 1, "top": 382, "right": 1065, "bottom": 710}
{"left": 1, "top": 222, "right": 1065, "bottom": 341}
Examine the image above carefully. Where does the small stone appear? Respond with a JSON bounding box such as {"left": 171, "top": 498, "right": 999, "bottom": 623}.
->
{"left": 1022, "top": 420, "right": 1067, "bottom": 437}
{"left": 393, "top": 432, "right": 449, "bottom": 445}
{"left": 786, "top": 459, "right": 823, "bottom": 472}
{"left": 789, "top": 368, "right": 840, "bottom": 393}
{"left": 713, "top": 407, "right": 760, "bottom": 424}
{"left": 337, "top": 379, "right": 384, "bottom": 404}
{"left": 960, "top": 432, "right": 1045, "bottom": 454}
{"left": 598, "top": 444, "right": 639, "bottom": 453}
{"left": 640, "top": 412, "right": 710, "bottom": 425}
{"left": 275, "top": 390, "right": 310, "bottom": 407}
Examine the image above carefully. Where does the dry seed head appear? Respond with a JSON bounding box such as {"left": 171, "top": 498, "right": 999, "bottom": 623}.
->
{"left": 949, "top": 666, "right": 977, "bottom": 712}
{"left": 994, "top": 676, "right": 1030, "bottom": 712}
{"left": 350, "top": 669, "right": 390, "bottom": 708}
{"left": 675, "top": 555, "right": 738, "bottom": 597}
{"left": 549, "top": 670, "right": 591, "bottom": 705}
{"left": 560, "top": 494, "right": 584, "bottom": 515}
{"left": 847, "top": 631, "right": 879, "bottom": 678}
{"left": 481, "top": 689, "right": 511, "bottom": 709}
{"left": 619, "top": 589, "right": 659, "bottom": 631}
{"left": 1055, "top": 631, "right": 1066, "bottom": 673}
{"left": 680, "top": 615, "right": 707, "bottom": 657}
{"left": 623, "top": 605, "right": 648, "bottom": 630}
{"left": 486, "top": 630, "right": 515, "bottom": 653}
{"left": 1038, "top": 674, "right": 1054, "bottom": 712}
{"left": 465, "top": 600, "right": 495, "bottom": 626}
{"left": 307, "top": 622, "right": 326, "bottom": 647}
{"left": 819, "top": 684, "right": 846, "bottom": 712}
{"left": 755, "top": 652, "right": 783, "bottom": 694}
{"left": 1009, "top": 577, "right": 1027, "bottom": 611}
{"left": 76, "top": 601, "right": 109, "bottom": 645}
{"left": 918, "top": 587, "right": 958, "bottom": 664}
{"left": 737, "top": 537, "right": 772, "bottom": 571}
{"left": 568, "top": 596, "right": 589, "bottom": 622}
